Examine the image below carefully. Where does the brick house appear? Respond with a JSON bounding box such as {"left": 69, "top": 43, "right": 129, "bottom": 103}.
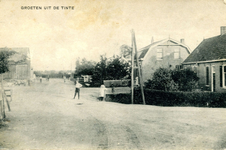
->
{"left": 182, "top": 27, "right": 226, "bottom": 92}
{"left": 0, "top": 47, "right": 32, "bottom": 80}
{"left": 137, "top": 38, "right": 191, "bottom": 82}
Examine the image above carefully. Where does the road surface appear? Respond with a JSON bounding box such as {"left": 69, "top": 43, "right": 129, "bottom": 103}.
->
{"left": 0, "top": 79, "right": 226, "bottom": 150}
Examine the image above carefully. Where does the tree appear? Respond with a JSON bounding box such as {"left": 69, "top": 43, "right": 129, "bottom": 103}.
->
{"left": 106, "top": 56, "right": 130, "bottom": 80}
{"left": 144, "top": 67, "right": 199, "bottom": 92}
{"left": 145, "top": 68, "right": 178, "bottom": 91}
{"left": 120, "top": 45, "right": 132, "bottom": 59}
{"left": 91, "top": 55, "right": 107, "bottom": 86}
{"left": 0, "top": 50, "right": 16, "bottom": 74}
{"left": 91, "top": 55, "right": 130, "bottom": 87}
{"left": 75, "top": 58, "right": 96, "bottom": 76}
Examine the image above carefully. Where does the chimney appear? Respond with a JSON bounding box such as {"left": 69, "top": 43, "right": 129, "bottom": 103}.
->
{"left": 221, "top": 26, "right": 226, "bottom": 35}
{"left": 180, "top": 39, "right": 185, "bottom": 44}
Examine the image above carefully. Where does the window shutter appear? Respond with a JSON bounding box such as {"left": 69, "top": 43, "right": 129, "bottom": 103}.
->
{"left": 224, "top": 66, "right": 226, "bottom": 86}
{"left": 220, "top": 66, "right": 222, "bottom": 87}
{"left": 206, "top": 67, "right": 209, "bottom": 85}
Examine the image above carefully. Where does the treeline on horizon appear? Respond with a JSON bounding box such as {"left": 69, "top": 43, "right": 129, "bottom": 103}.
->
{"left": 34, "top": 70, "right": 72, "bottom": 78}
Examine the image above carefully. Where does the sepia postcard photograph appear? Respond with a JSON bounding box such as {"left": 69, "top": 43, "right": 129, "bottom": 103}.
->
{"left": 0, "top": 0, "right": 226, "bottom": 149}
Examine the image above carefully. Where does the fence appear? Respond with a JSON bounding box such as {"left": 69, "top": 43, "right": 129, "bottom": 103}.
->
{"left": 103, "top": 79, "right": 130, "bottom": 87}
{"left": 0, "top": 86, "right": 12, "bottom": 120}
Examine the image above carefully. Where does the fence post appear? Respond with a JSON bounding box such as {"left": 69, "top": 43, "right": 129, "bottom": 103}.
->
{"left": 2, "top": 92, "right": 5, "bottom": 119}
{"left": 0, "top": 100, "right": 2, "bottom": 120}
{"left": 1, "top": 74, "right": 6, "bottom": 118}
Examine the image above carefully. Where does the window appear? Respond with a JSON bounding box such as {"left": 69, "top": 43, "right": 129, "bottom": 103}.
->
{"left": 174, "top": 49, "right": 180, "bottom": 59}
{"left": 206, "top": 66, "right": 209, "bottom": 85}
{"left": 220, "top": 66, "right": 222, "bottom": 87}
{"left": 176, "top": 65, "right": 183, "bottom": 70}
{"left": 176, "top": 65, "right": 179, "bottom": 70}
{"left": 157, "top": 49, "right": 163, "bottom": 60}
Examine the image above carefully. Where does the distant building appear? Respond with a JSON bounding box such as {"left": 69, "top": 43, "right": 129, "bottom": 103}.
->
{"left": 137, "top": 38, "right": 191, "bottom": 82}
{"left": 0, "top": 47, "right": 32, "bottom": 80}
{"left": 183, "top": 26, "right": 226, "bottom": 92}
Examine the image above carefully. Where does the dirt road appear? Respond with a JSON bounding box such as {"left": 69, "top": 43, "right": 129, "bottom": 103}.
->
{"left": 0, "top": 79, "right": 226, "bottom": 150}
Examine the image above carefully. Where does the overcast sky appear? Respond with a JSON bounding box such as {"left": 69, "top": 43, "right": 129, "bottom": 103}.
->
{"left": 0, "top": 0, "right": 226, "bottom": 71}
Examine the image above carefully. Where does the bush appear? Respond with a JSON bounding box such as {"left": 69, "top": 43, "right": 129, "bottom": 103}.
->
{"left": 105, "top": 93, "right": 131, "bottom": 104}
{"left": 145, "top": 67, "right": 199, "bottom": 92}
{"left": 145, "top": 68, "right": 177, "bottom": 91}
{"left": 171, "top": 68, "right": 199, "bottom": 91}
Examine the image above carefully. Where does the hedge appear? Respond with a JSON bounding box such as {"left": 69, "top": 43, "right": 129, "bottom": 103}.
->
{"left": 106, "top": 89, "right": 226, "bottom": 108}
{"left": 105, "top": 93, "right": 131, "bottom": 104}
{"left": 103, "top": 80, "right": 130, "bottom": 87}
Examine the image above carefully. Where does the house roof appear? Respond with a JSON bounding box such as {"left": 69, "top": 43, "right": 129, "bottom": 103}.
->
{"left": 0, "top": 47, "right": 30, "bottom": 57}
{"left": 138, "top": 40, "right": 165, "bottom": 59}
{"left": 183, "top": 34, "right": 226, "bottom": 63}
{"left": 11, "top": 47, "right": 30, "bottom": 58}
{"left": 138, "top": 38, "right": 190, "bottom": 59}
{"left": 8, "top": 53, "right": 27, "bottom": 62}
{"left": 0, "top": 47, "right": 30, "bottom": 63}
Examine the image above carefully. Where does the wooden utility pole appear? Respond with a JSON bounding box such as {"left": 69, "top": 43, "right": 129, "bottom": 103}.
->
{"left": 1, "top": 74, "right": 6, "bottom": 118}
{"left": 131, "top": 30, "right": 146, "bottom": 105}
{"left": 131, "top": 31, "right": 134, "bottom": 104}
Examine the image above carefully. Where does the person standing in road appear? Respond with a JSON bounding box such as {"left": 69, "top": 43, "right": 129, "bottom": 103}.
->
{"left": 40, "top": 76, "right": 42, "bottom": 83}
{"left": 99, "top": 84, "right": 107, "bottom": 101}
{"left": 73, "top": 80, "right": 82, "bottom": 99}
{"left": 64, "top": 76, "right": 66, "bottom": 83}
